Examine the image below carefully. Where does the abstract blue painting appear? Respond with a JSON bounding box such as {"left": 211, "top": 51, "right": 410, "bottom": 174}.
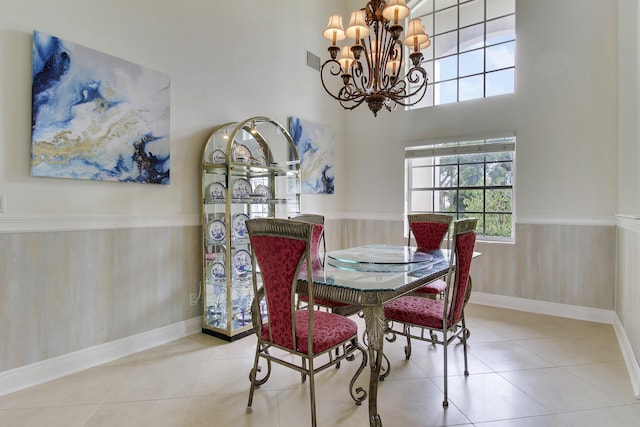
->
{"left": 289, "top": 117, "right": 335, "bottom": 194}
{"left": 31, "top": 30, "right": 170, "bottom": 184}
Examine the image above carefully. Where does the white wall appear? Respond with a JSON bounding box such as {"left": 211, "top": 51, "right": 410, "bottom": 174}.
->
{"left": 619, "top": 0, "right": 640, "bottom": 216}
{"left": 0, "top": 0, "right": 347, "bottom": 226}
{"left": 341, "top": 0, "right": 618, "bottom": 223}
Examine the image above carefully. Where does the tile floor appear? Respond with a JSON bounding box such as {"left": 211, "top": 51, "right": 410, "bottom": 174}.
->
{"left": 0, "top": 304, "right": 638, "bottom": 426}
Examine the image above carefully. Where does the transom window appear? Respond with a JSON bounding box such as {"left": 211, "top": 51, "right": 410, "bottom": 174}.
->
{"left": 407, "top": 0, "right": 516, "bottom": 108}
{"left": 405, "top": 134, "right": 515, "bottom": 240}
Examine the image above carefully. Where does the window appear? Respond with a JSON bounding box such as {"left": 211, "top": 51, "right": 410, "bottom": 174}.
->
{"left": 407, "top": 0, "right": 516, "bottom": 108}
{"left": 405, "top": 134, "right": 515, "bottom": 240}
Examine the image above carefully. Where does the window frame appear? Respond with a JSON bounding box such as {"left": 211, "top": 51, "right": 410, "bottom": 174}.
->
{"left": 407, "top": 0, "right": 516, "bottom": 109}
{"left": 405, "top": 133, "right": 516, "bottom": 242}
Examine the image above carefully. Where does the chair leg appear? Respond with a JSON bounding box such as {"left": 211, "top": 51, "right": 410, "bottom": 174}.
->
{"left": 442, "top": 328, "right": 449, "bottom": 408}
{"left": 404, "top": 325, "right": 412, "bottom": 360}
{"left": 301, "top": 357, "right": 307, "bottom": 383}
{"left": 246, "top": 342, "right": 262, "bottom": 413}
{"left": 308, "top": 357, "right": 317, "bottom": 427}
{"left": 462, "top": 314, "right": 469, "bottom": 376}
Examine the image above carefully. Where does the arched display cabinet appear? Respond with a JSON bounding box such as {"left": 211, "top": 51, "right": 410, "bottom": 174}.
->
{"left": 200, "top": 116, "right": 301, "bottom": 341}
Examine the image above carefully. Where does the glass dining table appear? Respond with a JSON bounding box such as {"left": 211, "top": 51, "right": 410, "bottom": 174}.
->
{"left": 297, "top": 244, "right": 463, "bottom": 427}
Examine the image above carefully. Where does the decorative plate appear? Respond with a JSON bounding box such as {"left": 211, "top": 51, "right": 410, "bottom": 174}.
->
{"left": 232, "top": 178, "right": 252, "bottom": 199}
{"left": 232, "top": 144, "right": 252, "bottom": 164}
{"left": 208, "top": 219, "right": 226, "bottom": 242}
{"left": 210, "top": 262, "right": 226, "bottom": 279}
{"left": 207, "top": 182, "right": 225, "bottom": 201}
{"left": 233, "top": 249, "right": 252, "bottom": 275}
{"left": 250, "top": 156, "right": 267, "bottom": 166}
{"left": 232, "top": 213, "right": 250, "bottom": 239}
{"left": 209, "top": 149, "right": 226, "bottom": 164}
{"left": 253, "top": 183, "right": 269, "bottom": 199}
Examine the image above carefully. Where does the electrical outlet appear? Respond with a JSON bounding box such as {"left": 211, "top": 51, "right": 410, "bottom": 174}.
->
{"left": 190, "top": 293, "right": 198, "bottom": 306}
{"left": 0, "top": 193, "right": 5, "bottom": 214}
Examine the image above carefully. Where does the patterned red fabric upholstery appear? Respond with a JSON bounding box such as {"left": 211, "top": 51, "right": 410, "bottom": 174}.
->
{"left": 413, "top": 279, "right": 447, "bottom": 295}
{"left": 411, "top": 222, "right": 449, "bottom": 251}
{"left": 385, "top": 228, "right": 476, "bottom": 329}
{"left": 411, "top": 221, "right": 450, "bottom": 295}
{"left": 310, "top": 223, "right": 324, "bottom": 256}
{"left": 250, "top": 234, "right": 306, "bottom": 350}
{"left": 448, "top": 231, "right": 475, "bottom": 325}
{"left": 251, "top": 229, "right": 358, "bottom": 354}
{"left": 384, "top": 296, "right": 445, "bottom": 328}
{"left": 299, "top": 223, "right": 353, "bottom": 309}
{"left": 261, "top": 310, "right": 358, "bottom": 353}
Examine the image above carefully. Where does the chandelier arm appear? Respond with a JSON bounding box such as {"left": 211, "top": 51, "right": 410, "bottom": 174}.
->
{"left": 391, "top": 68, "right": 429, "bottom": 106}
{"left": 320, "top": 60, "right": 348, "bottom": 101}
{"left": 353, "top": 60, "right": 370, "bottom": 95}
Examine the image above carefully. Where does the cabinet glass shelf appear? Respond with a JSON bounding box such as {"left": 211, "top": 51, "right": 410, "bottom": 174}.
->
{"left": 200, "top": 116, "right": 301, "bottom": 341}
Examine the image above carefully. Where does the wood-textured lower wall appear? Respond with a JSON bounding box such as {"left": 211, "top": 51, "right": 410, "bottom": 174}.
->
{"left": 616, "top": 217, "right": 640, "bottom": 365}
{"left": 326, "top": 219, "right": 617, "bottom": 310}
{"left": 0, "top": 226, "right": 201, "bottom": 372}
{"left": 0, "top": 218, "right": 629, "bottom": 378}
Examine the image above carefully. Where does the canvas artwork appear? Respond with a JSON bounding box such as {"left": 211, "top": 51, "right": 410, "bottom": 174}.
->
{"left": 31, "top": 30, "right": 170, "bottom": 184}
{"left": 289, "top": 117, "right": 335, "bottom": 194}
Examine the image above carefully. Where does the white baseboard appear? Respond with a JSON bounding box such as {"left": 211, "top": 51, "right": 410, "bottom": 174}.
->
{"left": 470, "top": 292, "right": 617, "bottom": 324}
{"left": 471, "top": 292, "right": 639, "bottom": 400}
{"left": 613, "top": 316, "right": 640, "bottom": 399}
{"left": 0, "top": 317, "right": 201, "bottom": 397}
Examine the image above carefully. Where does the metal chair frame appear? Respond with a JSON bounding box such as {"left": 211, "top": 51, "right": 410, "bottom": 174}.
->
{"left": 246, "top": 218, "right": 368, "bottom": 427}
{"left": 385, "top": 218, "right": 478, "bottom": 407}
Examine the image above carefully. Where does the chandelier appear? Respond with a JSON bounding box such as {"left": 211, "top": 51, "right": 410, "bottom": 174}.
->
{"left": 320, "top": 0, "right": 430, "bottom": 116}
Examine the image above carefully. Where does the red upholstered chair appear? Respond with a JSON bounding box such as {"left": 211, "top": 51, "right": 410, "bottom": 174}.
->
{"left": 290, "top": 214, "right": 361, "bottom": 316}
{"left": 246, "top": 218, "right": 367, "bottom": 426}
{"left": 407, "top": 213, "right": 454, "bottom": 297}
{"left": 385, "top": 218, "right": 478, "bottom": 407}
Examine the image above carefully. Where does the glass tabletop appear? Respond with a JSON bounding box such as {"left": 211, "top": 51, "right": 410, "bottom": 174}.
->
{"left": 327, "top": 245, "right": 433, "bottom": 272}
{"left": 299, "top": 246, "right": 450, "bottom": 293}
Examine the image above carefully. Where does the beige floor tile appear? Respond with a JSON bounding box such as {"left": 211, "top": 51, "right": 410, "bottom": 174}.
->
{"left": 103, "top": 360, "right": 203, "bottom": 402}
{"left": 1, "top": 304, "right": 637, "bottom": 427}
{"left": 474, "top": 413, "right": 573, "bottom": 426}
{"left": 0, "top": 405, "right": 97, "bottom": 427}
{"left": 405, "top": 341, "right": 494, "bottom": 378}
{"left": 84, "top": 399, "right": 190, "bottom": 427}
{"left": 277, "top": 383, "right": 369, "bottom": 427}
{"left": 195, "top": 357, "right": 275, "bottom": 395}
{"left": 499, "top": 367, "right": 623, "bottom": 412}
{"left": 563, "top": 361, "right": 638, "bottom": 404}
{"left": 559, "top": 404, "right": 640, "bottom": 427}
{"left": 187, "top": 392, "right": 280, "bottom": 427}
{"left": 513, "top": 336, "right": 623, "bottom": 366}
{"left": 0, "top": 365, "right": 131, "bottom": 409}
{"left": 376, "top": 377, "right": 472, "bottom": 426}
{"left": 440, "top": 372, "right": 551, "bottom": 423}
{"left": 469, "top": 340, "right": 556, "bottom": 372}
{"left": 105, "top": 334, "right": 214, "bottom": 367}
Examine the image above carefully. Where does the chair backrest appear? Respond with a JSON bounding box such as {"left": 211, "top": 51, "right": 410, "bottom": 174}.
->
{"left": 247, "top": 218, "right": 313, "bottom": 351}
{"left": 407, "top": 213, "right": 454, "bottom": 251}
{"left": 289, "top": 214, "right": 326, "bottom": 259}
{"left": 445, "top": 218, "right": 477, "bottom": 326}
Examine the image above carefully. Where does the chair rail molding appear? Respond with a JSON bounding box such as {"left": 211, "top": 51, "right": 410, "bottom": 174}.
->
{"left": 0, "top": 214, "right": 200, "bottom": 233}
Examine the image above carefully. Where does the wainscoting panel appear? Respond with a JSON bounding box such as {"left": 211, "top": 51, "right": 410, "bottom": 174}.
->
{"left": 0, "top": 226, "right": 201, "bottom": 373}
{"left": 616, "top": 218, "right": 640, "bottom": 367}
{"left": 474, "top": 223, "right": 616, "bottom": 310}
{"left": 325, "top": 219, "right": 616, "bottom": 310}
